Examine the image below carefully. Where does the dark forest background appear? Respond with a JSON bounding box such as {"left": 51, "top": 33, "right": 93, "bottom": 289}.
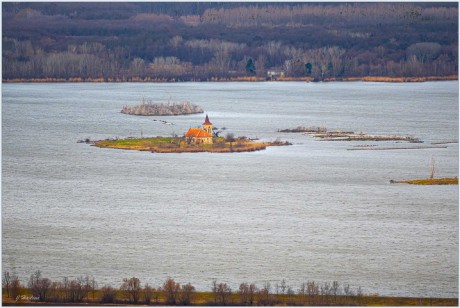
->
{"left": 2, "top": 2, "right": 458, "bottom": 81}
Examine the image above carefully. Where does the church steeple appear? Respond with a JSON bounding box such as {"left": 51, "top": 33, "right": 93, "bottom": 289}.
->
{"left": 202, "top": 114, "right": 213, "bottom": 136}
{"left": 203, "top": 114, "right": 212, "bottom": 125}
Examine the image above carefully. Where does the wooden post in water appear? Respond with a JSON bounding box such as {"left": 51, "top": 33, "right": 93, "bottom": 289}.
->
{"left": 429, "top": 157, "right": 435, "bottom": 179}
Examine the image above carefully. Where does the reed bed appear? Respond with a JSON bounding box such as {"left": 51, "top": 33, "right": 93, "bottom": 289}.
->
{"left": 390, "top": 177, "right": 458, "bottom": 185}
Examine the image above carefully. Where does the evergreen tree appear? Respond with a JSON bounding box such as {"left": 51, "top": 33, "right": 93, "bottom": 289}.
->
{"left": 305, "top": 63, "right": 312, "bottom": 75}
{"left": 245, "top": 58, "right": 256, "bottom": 75}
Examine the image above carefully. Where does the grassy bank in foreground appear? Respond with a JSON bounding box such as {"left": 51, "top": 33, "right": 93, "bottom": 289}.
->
{"left": 93, "top": 136, "right": 289, "bottom": 153}
{"left": 3, "top": 288, "right": 457, "bottom": 306}
{"left": 3, "top": 272, "right": 457, "bottom": 306}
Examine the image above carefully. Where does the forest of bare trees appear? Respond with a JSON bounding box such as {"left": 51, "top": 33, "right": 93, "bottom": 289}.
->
{"left": 3, "top": 270, "right": 458, "bottom": 306}
{"left": 3, "top": 270, "right": 371, "bottom": 306}
{"left": 2, "top": 2, "right": 458, "bottom": 81}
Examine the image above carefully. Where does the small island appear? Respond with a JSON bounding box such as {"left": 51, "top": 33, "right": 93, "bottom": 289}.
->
{"left": 280, "top": 126, "right": 423, "bottom": 143}
{"left": 94, "top": 115, "right": 290, "bottom": 153}
{"left": 121, "top": 99, "right": 203, "bottom": 116}
{"left": 390, "top": 177, "right": 458, "bottom": 185}
{"left": 390, "top": 159, "right": 458, "bottom": 185}
{"left": 94, "top": 136, "right": 289, "bottom": 153}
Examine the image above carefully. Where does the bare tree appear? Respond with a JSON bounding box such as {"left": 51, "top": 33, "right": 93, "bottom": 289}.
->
{"left": 216, "top": 282, "right": 232, "bottom": 305}
{"left": 48, "top": 281, "right": 63, "bottom": 302}
{"left": 28, "top": 271, "right": 51, "bottom": 302}
{"left": 239, "top": 282, "right": 257, "bottom": 305}
{"left": 331, "top": 280, "right": 340, "bottom": 304}
{"left": 357, "top": 286, "right": 364, "bottom": 304}
{"left": 179, "top": 282, "right": 195, "bottom": 305}
{"left": 343, "top": 283, "right": 354, "bottom": 296}
{"left": 3, "top": 272, "right": 22, "bottom": 300}
{"left": 307, "top": 281, "right": 320, "bottom": 305}
{"left": 10, "top": 275, "right": 21, "bottom": 300}
{"left": 239, "top": 282, "right": 249, "bottom": 305}
{"left": 3, "top": 271, "right": 11, "bottom": 298}
{"left": 287, "top": 286, "right": 295, "bottom": 305}
{"left": 280, "top": 279, "right": 287, "bottom": 294}
{"left": 153, "top": 287, "right": 161, "bottom": 304}
{"left": 248, "top": 283, "right": 257, "bottom": 305}
{"left": 121, "top": 277, "right": 141, "bottom": 304}
{"left": 211, "top": 279, "right": 218, "bottom": 304}
{"left": 130, "top": 57, "right": 146, "bottom": 77}
{"left": 100, "top": 285, "right": 116, "bottom": 303}
{"left": 69, "top": 277, "right": 87, "bottom": 302}
{"left": 143, "top": 283, "right": 153, "bottom": 304}
{"left": 170, "top": 35, "right": 183, "bottom": 49}
{"left": 163, "top": 278, "right": 180, "bottom": 305}
{"left": 258, "top": 282, "right": 273, "bottom": 305}
{"left": 59, "top": 276, "right": 87, "bottom": 303}
{"left": 331, "top": 281, "right": 340, "bottom": 296}
{"left": 343, "top": 282, "right": 355, "bottom": 304}
{"left": 298, "top": 282, "right": 307, "bottom": 305}
{"left": 321, "top": 281, "right": 331, "bottom": 304}
{"left": 84, "top": 276, "right": 92, "bottom": 301}
{"left": 90, "top": 277, "right": 98, "bottom": 301}
{"left": 407, "top": 42, "right": 442, "bottom": 64}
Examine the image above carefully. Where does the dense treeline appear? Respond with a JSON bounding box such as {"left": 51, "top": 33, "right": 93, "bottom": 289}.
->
{"left": 2, "top": 2, "right": 458, "bottom": 81}
{"left": 2, "top": 271, "right": 458, "bottom": 306}
{"left": 0, "top": 270, "right": 377, "bottom": 306}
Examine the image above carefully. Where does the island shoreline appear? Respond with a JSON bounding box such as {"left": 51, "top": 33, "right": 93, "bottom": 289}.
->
{"left": 91, "top": 136, "right": 291, "bottom": 154}
{"left": 3, "top": 75, "right": 458, "bottom": 83}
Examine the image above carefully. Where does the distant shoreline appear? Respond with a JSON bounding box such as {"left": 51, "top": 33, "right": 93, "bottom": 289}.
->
{"left": 2, "top": 75, "right": 458, "bottom": 83}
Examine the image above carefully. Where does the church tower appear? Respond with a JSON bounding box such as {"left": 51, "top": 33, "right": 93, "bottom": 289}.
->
{"left": 202, "top": 114, "right": 213, "bottom": 136}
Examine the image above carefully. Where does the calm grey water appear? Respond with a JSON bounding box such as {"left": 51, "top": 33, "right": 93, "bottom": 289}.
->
{"left": 2, "top": 81, "right": 458, "bottom": 297}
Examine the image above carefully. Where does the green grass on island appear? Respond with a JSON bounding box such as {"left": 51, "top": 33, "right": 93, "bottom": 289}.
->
{"left": 95, "top": 137, "right": 175, "bottom": 150}
{"left": 94, "top": 136, "right": 290, "bottom": 153}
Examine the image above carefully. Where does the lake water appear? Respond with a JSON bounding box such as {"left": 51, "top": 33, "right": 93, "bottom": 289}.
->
{"left": 2, "top": 81, "right": 458, "bottom": 298}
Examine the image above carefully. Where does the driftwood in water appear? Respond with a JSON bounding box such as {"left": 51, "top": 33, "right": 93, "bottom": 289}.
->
{"left": 279, "top": 126, "right": 422, "bottom": 144}
{"left": 317, "top": 134, "right": 422, "bottom": 143}
{"left": 347, "top": 145, "right": 447, "bottom": 151}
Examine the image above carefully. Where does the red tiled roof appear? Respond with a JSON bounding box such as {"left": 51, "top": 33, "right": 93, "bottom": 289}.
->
{"left": 203, "top": 114, "right": 212, "bottom": 125}
{"left": 185, "top": 128, "right": 212, "bottom": 138}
